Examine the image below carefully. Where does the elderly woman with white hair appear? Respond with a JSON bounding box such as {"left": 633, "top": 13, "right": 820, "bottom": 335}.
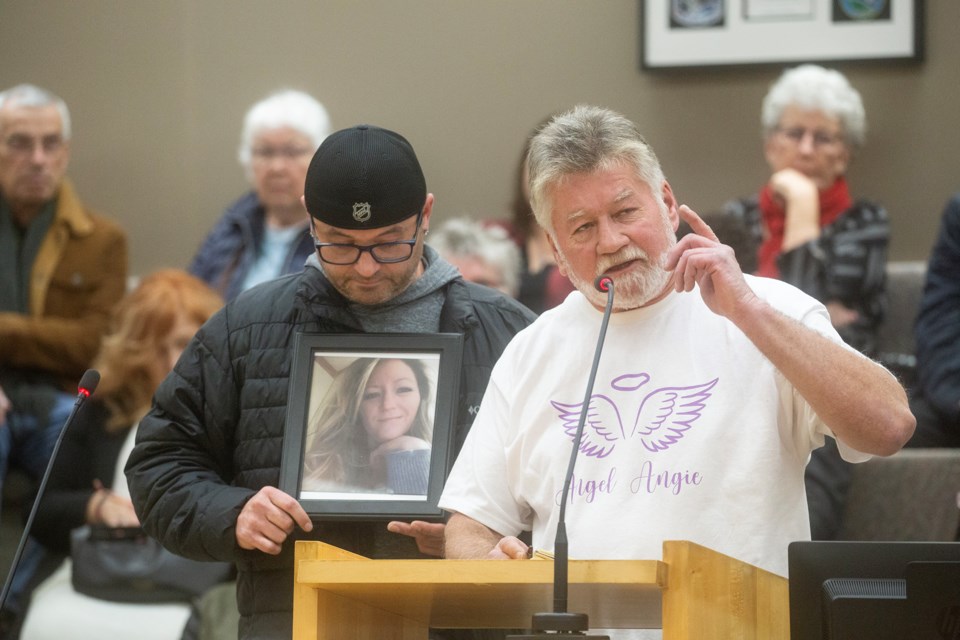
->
{"left": 724, "top": 64, "right": 888, "bottom": 356}
{"left": 189, "top": 89, "right": 331, "bottom": 301}
{"left": 723, "top": 65, "right": 891, "bottom": 543}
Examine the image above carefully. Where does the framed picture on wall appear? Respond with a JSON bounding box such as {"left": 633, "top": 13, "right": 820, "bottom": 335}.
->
{"left": 279, "top": 333, "right": 463, "bottom": 520}
{"left": 640, "top": 0, "right": 924, "bottom": 70}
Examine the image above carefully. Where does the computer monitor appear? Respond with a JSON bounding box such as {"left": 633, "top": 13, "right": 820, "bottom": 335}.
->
{"left": 788, "top": 540, "right": 960, "bottom": 640}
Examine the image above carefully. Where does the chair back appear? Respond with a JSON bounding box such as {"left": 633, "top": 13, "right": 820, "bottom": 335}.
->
{"left": 838, "top": 448, "right": 960, "bottom": 541}
{"left": 876, "top": 260, "right": 927, "bottom": 387}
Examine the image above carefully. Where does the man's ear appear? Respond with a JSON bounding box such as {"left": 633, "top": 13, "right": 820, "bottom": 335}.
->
{"left": 661, "top": 180, "right": 680, "bottom": 231}
{"left": 302, "top": 197, "right": 317, "bottom": 238}
{"left": 421, "top": 193, "right": 435, "bottom": 233}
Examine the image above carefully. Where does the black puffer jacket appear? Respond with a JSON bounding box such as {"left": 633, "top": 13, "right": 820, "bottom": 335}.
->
{"left": 125, "top": 266, "right": 535, "bottom": 639}
{"left": 724, "top": 196, "right": 889, "bottom": 355}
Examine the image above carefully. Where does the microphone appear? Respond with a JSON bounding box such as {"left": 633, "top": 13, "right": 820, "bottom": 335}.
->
{"left": 0, "top": 369, "right": 100, "bottom": 611}
{"left": 594, "top": 275, "right": 612, "bottom": 293}
{"left": 509, "top": 277, "right": 615, "bottom": 638}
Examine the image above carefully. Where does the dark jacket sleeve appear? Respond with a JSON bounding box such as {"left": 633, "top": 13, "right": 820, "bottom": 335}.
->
{"left": 188, "top": 192, "right": 260, "bottom": 293}
{"left": 915, "top": 193, "right": 960, "bottom": 424}
{"left": 187, "top": 218, "right": 233, "bottom": 286}
{"left": 124, "top": 307, "right": 255, "bottom": 563}
{"left": 777, "top": 201, "right": 889, "bottom": 355}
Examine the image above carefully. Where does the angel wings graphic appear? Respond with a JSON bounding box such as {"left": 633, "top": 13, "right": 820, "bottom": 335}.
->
{"left": 550, "top": 372, "right": 718, "bottom": 457}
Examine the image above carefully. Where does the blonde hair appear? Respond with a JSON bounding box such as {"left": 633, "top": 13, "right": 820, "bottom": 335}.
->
{"left": 303, "top": 358, "right": 432, "bottom": 487}
{"left": 94, "top": 269, "right": 223, "bottom": 430}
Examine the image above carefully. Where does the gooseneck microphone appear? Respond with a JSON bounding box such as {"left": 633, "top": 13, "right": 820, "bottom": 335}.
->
{"left": 509, "top": 276, "right": 615, "bottom": 638}
{"left": 0, "top": 369, "right": 100, "bottom": 611}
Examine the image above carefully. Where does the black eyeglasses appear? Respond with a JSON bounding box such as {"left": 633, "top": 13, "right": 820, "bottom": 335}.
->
{"left": 313, "top": 211, "right": 423, "bottom": 265}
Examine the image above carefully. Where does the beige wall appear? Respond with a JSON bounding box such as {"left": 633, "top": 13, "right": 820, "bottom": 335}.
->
{"left": 1, "top": 1, "right": 957, "bottom": 276}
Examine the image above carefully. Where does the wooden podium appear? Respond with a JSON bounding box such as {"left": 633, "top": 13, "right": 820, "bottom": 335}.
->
{"left": 293, "top": 540, "right": 788, "bottom": 639}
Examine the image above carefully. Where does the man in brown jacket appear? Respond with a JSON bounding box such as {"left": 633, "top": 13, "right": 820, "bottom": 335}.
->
{"left": 0, "top": 83, "right": 127, "bottom": 622}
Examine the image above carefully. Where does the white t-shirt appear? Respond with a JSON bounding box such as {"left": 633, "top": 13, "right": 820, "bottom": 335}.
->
{"left": 441, "top": 276, "right": 870, "bottom": 583}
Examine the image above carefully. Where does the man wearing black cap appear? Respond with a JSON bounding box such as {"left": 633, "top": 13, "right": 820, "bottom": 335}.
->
{"left": 125, "top": 125, "right": 535, "bottom": 639}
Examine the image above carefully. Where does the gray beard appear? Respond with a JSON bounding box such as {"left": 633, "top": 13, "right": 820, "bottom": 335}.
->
{"left": 558, "top": 240, "right": 675, "bottom": 311}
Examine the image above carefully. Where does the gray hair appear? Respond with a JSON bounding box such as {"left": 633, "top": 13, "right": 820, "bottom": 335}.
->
{"left": 428, "top": 217, "right": 521, "bottom": 296}
{"left": 0, "top": 84, "right": 71, "bottom": 140}
{"left": 761, "top": 64, "right": 866, "bottom": 149}
{"left": 526, "top": 105, "right": 666, "bottom": 233}
{"left": 237, "top": 89, "right": 331, "bottom": 170}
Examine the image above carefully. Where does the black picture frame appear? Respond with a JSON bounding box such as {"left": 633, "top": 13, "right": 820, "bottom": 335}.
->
{"left": 640, "top": 0, "right": 924, "bottom": 71}
{"left": 279, "top": 332, "right": 463, "bottom": 520}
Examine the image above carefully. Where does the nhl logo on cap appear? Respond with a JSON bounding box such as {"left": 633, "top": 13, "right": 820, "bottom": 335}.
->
{"left": 304, "top": 125, "right": 427, "bottom": 229}
{"left": 352, "top": 202, "right": 372, "bottom": 223}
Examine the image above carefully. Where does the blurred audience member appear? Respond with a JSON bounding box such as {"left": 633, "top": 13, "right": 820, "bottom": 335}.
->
{"left": 909, "top": 192, "right": 960, "bottom": 448}
{"left": 722, "top": 64, "right": 888, "bottom": 355}
{"left": 429, "top": 217, "right": 521, "bottom": 298}
{"left": 721, "top": 65, "right": 891, "bottom": 542}
{"left": 21, "top": 270, "right": 226, "bottom": 640}
{"left": 509, "top": 124, "right": 575, "bottom": 312}
{"left": 0, "top": 83, "right": 128, "bottom": 627}
{"left": 189, "top": 89, "right": 330, "bottom": 301}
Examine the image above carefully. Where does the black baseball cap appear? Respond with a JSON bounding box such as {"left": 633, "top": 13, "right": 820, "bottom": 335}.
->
{"left": 303, "top": 124, "right": 426, "bottom": 229}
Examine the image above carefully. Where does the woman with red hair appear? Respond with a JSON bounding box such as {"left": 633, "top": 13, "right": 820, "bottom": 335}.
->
{"left": 22, "top": 270, "right": 224, "bottom": 640}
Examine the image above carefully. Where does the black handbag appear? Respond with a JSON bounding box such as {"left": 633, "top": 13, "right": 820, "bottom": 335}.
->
{"left": 70, "top": 525, "right": 233, "bottom": 603}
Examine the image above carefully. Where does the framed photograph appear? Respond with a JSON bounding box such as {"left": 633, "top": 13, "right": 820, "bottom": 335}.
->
{"left": 640, "top": 0, "right": 924, "bottom": 70}
{"left": 279, "top": 333, "right": 463, "bottom": 520}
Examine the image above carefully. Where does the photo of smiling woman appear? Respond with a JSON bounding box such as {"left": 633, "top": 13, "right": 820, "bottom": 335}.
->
{"left": 301, "top": 356, "right": 435, "bottom": 496}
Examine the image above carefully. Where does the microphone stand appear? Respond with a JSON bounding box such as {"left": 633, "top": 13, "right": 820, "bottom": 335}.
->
{"left": 0, "top": 369, "right": 100, "bottom": 612}
{"left": 508, "top": 278, "right": 615, "bottom": 639}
